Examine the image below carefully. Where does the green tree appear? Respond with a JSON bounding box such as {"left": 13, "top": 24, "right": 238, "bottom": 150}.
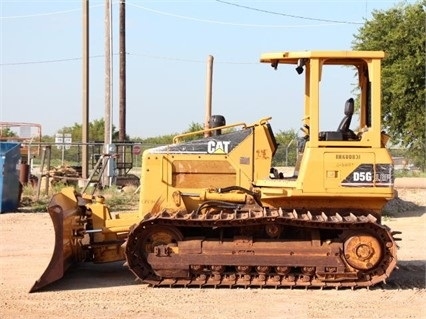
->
{"left": 0, "top": 127, "right": 17, "bottom": 138}
{"left": 59, "top": 118, "right": 120, "bottom": 143}
{"left": 142, "top": 134, "right": 174, "bottom": 145}
{"left": 272, "top": 129, "right": 298, "bottom": 167}
{"left": 352, "top": 1, "right": 425, "bottom": 170}
{"left": 187, "top": 121, "right": 204, "bottom": 133}
{"left": 181, "top": 121, "right": 205, "bottom": 141}
{"left": 49, "top": 119, "right": 120, "bottom": 165}
{"left": 140, "top": 121, "right": 205, "bottom": 145}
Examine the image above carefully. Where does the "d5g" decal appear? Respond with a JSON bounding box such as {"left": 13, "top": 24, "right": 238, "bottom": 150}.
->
{"left": 341, "top": 164, "right": 393, "bottom": 187}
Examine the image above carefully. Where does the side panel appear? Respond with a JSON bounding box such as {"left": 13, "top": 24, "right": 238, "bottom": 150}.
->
{"left": 138, "top": 125, "right": 274, "bottom": 215}
{"left": 323, "top": 152, "right": 376, "bottom": 190}
{"left": 257, "top": 147, "right": 393, "bottom": 214}
{"left": 296, "top": 147, "right": 393, "bottom": 196}
{"left": 323, "top": 149, "right": 393, "bottom": 193}
{"left": 145, "top": 154, "right": 253, "bottom": 215}
{"left": 172, "top": 159, "right": 236, "bottom": 188}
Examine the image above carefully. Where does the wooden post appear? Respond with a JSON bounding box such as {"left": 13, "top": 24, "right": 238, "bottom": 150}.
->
{"left": 204, "top": 55, "right": 214, "bottom": 137}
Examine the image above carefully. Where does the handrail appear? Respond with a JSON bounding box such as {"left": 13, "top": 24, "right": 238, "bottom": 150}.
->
{"left": 173, "top": 122, "right": 247, "bottom": 144}
{"left": 172, "top": 117, "right": 272, "bottom": 144}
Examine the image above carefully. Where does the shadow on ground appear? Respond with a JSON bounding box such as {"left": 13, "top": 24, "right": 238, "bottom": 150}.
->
{"left": 34, "top": 261, "right": 139, "bottom": 293}
{"left": 33, "top": 260, "right": 425, "bottom": 293}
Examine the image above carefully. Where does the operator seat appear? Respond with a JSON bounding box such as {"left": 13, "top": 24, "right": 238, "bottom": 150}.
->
{"left": 338, "top": 98, "right": 354, "bottom": 132}
{"left": 337, "top": 98, "right": 358, "bottom": 140}
{"left": 318, "top": 98, "right": 358, "bottom": 141}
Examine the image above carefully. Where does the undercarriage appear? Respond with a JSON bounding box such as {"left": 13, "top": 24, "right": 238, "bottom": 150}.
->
{"left": 125, "top": 207, "right": 400, "bottom": 289}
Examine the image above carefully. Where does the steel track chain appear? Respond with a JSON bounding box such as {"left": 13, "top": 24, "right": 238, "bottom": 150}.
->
{"left": 125, "top": 208, "right": 399, "bottom": 289}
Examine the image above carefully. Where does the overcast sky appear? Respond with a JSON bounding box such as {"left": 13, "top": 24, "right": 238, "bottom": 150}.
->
{"left": 0, "top": 0, "right": 414, "bottom": 138}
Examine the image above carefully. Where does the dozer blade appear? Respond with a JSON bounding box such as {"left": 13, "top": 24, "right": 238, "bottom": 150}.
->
{"left": 30, "top": 188, "right": 82, "bottom": 293}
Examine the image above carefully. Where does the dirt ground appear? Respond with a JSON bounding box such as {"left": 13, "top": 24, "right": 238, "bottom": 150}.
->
{"left": 0, "top": 182, "right": 425, "bottom": 319}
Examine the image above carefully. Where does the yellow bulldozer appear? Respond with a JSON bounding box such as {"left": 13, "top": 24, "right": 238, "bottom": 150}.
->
{"left": 31, "top": 50, "right": 400, "bottom": 292}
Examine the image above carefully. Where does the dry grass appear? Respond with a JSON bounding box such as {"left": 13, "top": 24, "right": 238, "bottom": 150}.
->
{"left": 19, "top": 183, "right": 140, "bottom": 212}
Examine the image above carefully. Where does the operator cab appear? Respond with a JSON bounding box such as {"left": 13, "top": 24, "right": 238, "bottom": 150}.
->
{"left": 261, "top": 51, "right": 387, "bottom": 182}
{"left": 260, "top": 50, "right": 385, "bottom": 149}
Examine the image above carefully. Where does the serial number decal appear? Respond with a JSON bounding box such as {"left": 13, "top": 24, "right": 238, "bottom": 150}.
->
{"left": 335, "top": 154, "right": 361, "bottom": 160}
{"left": 341, "top": 164, "right": 394, "bottom": 187}
{"left": 336, "top": 162, "right": 355, "bottom": 168}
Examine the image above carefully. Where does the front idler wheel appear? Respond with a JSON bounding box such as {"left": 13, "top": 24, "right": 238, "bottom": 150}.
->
{"left": 343, "top": 233, "right": 382, "bottom": 270}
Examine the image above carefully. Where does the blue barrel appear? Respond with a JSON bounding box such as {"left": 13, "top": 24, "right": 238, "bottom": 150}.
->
{"left": 0, "top": 142, "right": 21, "bottom": 213}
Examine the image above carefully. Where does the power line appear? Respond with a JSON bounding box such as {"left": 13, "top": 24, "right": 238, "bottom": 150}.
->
{"left": 0, "top": 1, "right": 363, "bottom": 26}
{"left": 0, "top": 3, "right": 103, "bottom": 20}
{"left": 215, "top": 0, "right": 363, "bottom": 25}
{"left": 0, "top": 52, "right": 257, "bottom": 66}
{"left": 128, "top": 52, "right": 257, "bottom": 64}
{"left": 0, "top": 8, "right": 80, "bottom": 19}
{"left": 0, "top": 55, "right": 104, "bottom": 66}
{"left": 127, "top": 1, "right": 351, "bottom": 28}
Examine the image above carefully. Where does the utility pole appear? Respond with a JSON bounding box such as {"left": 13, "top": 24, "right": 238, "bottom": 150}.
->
{"left": 104, "top": 0, "right": 112, "bottom": 145}
{"left": 119, "top": 0, "right": 126, "bottom": 142}
{"left": 103, "top": 0, "right": 113, "bottom": 187}
{"left": 118, "top": 0, "right": 126, "bottom": 177}
{"left": 82, "top": 0, "right": 89, "bottom": 180}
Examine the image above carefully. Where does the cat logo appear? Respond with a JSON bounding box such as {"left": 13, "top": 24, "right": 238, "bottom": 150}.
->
{"left": 207, "top": 140, "right": 231, "bottom": 154}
